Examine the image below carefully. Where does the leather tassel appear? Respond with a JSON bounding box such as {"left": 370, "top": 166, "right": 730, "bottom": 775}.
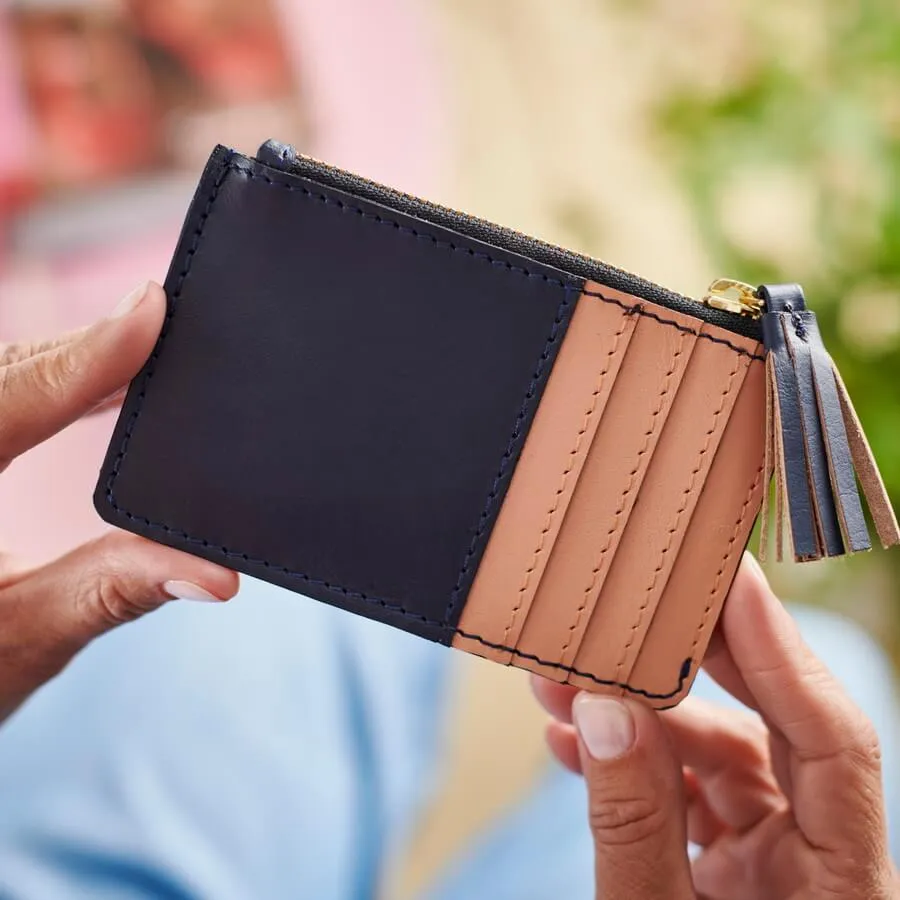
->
{"left": 831, "top": 365, "right": 900, "bottom": 549}
{"left": 758, "top": 283, "right": 899, "bottom": 562}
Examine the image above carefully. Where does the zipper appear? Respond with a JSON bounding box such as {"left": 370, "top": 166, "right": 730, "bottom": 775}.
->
{"left": 700, "top": 279, "right": 765, "bottom": 319}
{"left": 255, "top": 140, "right": 764, "bottom": 341}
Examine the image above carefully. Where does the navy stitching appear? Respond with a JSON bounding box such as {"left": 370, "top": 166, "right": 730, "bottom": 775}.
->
{"left": 104, "top": 514, "right": 689, "bottom": 698}
{"left": 235, "top": 163, "right": 764, "bottom": 361}
{"left": 101, "top": 158, "right": 750, "bottom": 700}
{"left": 583, "top": 288, "right": 764, "bottom": 361}
{"left": 455, "top": 631, "right": 693, "bottom": 700}
{"left": 784, "top": 303, "right": 808, "bottom": 342}
{"left": 104, "top": 156, "right": 234, "bottom": 539}
{"left": 442, "top": 286, "right": 574, "bottom": 624}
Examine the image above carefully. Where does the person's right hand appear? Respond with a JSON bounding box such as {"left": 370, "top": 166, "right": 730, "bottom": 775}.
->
{"left": 533, "top": 554, "right": 900, "bottom": 900}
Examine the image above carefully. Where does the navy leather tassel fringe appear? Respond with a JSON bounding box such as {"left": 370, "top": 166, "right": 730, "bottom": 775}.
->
{"left": 758, "top": 283, "right": 900, "bottom": 562}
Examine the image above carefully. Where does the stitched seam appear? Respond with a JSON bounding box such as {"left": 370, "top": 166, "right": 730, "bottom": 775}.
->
{"left": 688, "top": 460, "right": 767, "bottom": 662}
{"left": 558, "top": 329, "right": 691, "bottom": 661}
{"left": 234, "top": 163, "right": 764, "bottom": 361}
{"left": 580, "top": 287, "right": 763, "bottom": 360}
{"left": 614, "top": 352, "right": 745, "bottom": 681}
{"left": 442, "top": 292, "right": 572, "bottom": 624}
{"left": 103, "top": 158, "right": 757, "bottom": 700}
{"left": 784, "top": 303, "right": 808, "bottom": 341}
{"left": 455, "top": 630, "right": 691, "bottom": 700}
{"left": 104, "top": 157, "right": 233, "bottom": 532}
{"left": 497, "top": 313, "right": 635, "bottom": 646}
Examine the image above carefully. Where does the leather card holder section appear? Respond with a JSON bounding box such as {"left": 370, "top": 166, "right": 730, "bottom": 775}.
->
{"left": 95, "top": 146, "right": 767, "bottom": 708}
{"left": 453, "top": 282, "right": 765, "bottom": 707}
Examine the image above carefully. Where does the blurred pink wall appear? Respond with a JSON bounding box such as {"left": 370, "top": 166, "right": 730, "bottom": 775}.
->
{"left": 0, "top": 0, "right": 449, "bottom": 561}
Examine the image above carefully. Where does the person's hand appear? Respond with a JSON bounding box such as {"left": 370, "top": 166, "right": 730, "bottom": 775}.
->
{"left": 0, "top": 282, "right": 238, "bottom": 722}
{"left": 532, "top": 554, "right": 900, "bottom": 900}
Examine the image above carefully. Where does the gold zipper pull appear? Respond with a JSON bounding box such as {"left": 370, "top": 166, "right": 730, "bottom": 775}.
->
{"left": 701, "top": 278, "right": 764, "bottom": 318}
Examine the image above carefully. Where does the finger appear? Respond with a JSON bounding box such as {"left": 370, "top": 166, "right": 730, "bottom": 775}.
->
{"left": 766, "top": 730, "right": 794, "bottom": 800}
{"left": 719, "top": 553, "right": 890, "bottom": 856}
{"left": 701, "top": 621, "right": 758, "bottom": 712}
{"left": 701, "top": 595, "right": 794, "bottom": 798}
{"left": 545, "top": 720, "right": 582, "bottom": 774}
{"left": 88, "top": 386, "right": 127, "bottom": 416}
{"left": 547, "top": 720, "right": 730, "bottom": 848}
{"left": 4, "top": 531, "right": 238, "bottom": 653}
{"left": 662, "top": 698, "right": 785, "bottom": 832}
{"left": 723, "top": 554, "right": 880, "bottom": 762}
{"left": 691, "top": 813, "right": 798, "bottom": 900}
{"left": 574, "top": 693, "right": 696, "bottom": 900}
{"left": 0, "top": 282, "right": 165, "bottom": 468}
{"left": 0, "top": 531, "right": 237, "bottom": 721}
{"left": 683, "top": 768, "right": 728, "bottom": 848}
{"left": 0, "top": 326, "right": 89, "bottom": 367}
{"left": 531, "top": 674, "right": 578, "bottom": 724}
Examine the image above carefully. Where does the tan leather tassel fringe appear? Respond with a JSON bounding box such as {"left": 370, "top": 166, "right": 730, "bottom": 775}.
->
{"left": 758, "top": 284, "right": 899, "bottom": 562}
{"left": 832, "top": 366, "right": 900, "bottom": 548}
{"left": 760, "top": 352, "right": 791, "bottom": 562}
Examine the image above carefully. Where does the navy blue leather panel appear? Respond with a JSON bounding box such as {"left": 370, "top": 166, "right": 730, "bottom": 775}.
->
{"left": 804, "top": 315, "right": 871, "bottom": 552}
{"left": 761, "top": 284, "right": 869, "bottom": 556}
{"left": 95, "top": 147, "right": 579, "bottom": 643}
{"left": 763, "top": 285, "right": 844, "bottom": 557}
{"left": 761, "top": 310, "right": 819, "bottom": 560}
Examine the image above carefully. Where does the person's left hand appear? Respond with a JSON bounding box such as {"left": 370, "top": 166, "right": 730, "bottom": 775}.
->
{"left": 0, "top": 282, "right": 238, "bottom": 722}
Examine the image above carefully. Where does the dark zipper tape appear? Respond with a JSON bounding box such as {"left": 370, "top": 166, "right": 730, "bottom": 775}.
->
{"left": 256, "top": 139, "right": 762, "bottom": 343}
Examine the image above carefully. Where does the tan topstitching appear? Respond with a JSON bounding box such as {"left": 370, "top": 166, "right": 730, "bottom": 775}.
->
{"left": 556, "top": 328, "right": 692, "bottom": 661}
{"left": 614, "top": 351, "right": 745, "bottom": 682}
{"left": 498, "top": 314, "right": 634, "bottom": 645}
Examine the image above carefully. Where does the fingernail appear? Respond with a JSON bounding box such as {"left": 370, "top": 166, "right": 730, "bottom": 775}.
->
{"left": 573, "top": 694, "right": 635, "bottom": 760}
{"left": 743, "top": 551, "right": 768, "bottom": 586}
{"left": 110, "top": 282, "right": 149, "bottom": 319}
{"left": 162, "top": 580, "right": 223, "bottom": 603}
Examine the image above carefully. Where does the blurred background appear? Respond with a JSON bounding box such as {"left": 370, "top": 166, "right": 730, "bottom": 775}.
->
{"left": 0, "top": 0, "right": 898, "bottom": 892}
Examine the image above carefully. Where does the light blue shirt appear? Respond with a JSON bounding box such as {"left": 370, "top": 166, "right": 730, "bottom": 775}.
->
{"left": 0, "top": 578, "right": 895, "bottom": 898}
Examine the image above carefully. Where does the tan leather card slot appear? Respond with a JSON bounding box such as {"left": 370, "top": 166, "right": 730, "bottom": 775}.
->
{"left": 513, "top": 295, "right": 700, "bottom": 681}
{"left": 567, "top": 328, "right": 753, "bottom": 690}
{"left": 452, "top": 288, "right": 637, "bottom": 661}
{"left": 453, "top": 279, "right": 766, "bottom": 709}
{"left": 613, "top": 354, "right": 766, "bottom": 706}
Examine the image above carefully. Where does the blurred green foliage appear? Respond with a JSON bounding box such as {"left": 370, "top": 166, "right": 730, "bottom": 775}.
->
{"left": 652, "top": 1, "right": 900, "bottom": 650}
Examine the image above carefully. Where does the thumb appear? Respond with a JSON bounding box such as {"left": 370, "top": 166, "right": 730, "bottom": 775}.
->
{"left": 0, "top": 281, "right": 165, "bottom": 469}
{"left": 573, "top": 693, "right": 695, "bottom": 900}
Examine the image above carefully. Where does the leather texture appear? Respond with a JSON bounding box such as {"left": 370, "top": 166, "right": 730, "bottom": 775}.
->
{"left": 454, "top": 287, "right": 639, "bottom": 666}
{"left": 805, "top": 314, "right": 870, "bottom": 552}
{"left": 759, "top": 283, "right": 879, "bottom": 561}
{"left": 258, "top": 141, "right": 764, "bottom": 342}
{"left": 94, "top": 147, "right": 578, "bottom": 643}
{"left": 467, "top": 286, "right": 700, "bottom": 673}
{"left": 454, "top": 280, "right": 765, "bottom": 705}
{"left": 570, "top": 319, "right": 754, "bottom": 691}
{"left": 763, "top": 285, "right": 844, "bottom": 556}
{"left": 96, "top": 144, "right": 768, "bottom": 707}
{"left": 624, "top": 356, "right": 766, "bottom": 703}
{"left": 832, "top": 365, "right": 900, "bottom": 548}
{"left": 761, "top": 308, "right": 819, "bottom": 559}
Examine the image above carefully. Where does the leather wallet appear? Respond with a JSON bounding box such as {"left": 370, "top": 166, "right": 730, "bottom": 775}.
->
{"left": 93, "top": 140, "right": 888, "bottom": 708}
